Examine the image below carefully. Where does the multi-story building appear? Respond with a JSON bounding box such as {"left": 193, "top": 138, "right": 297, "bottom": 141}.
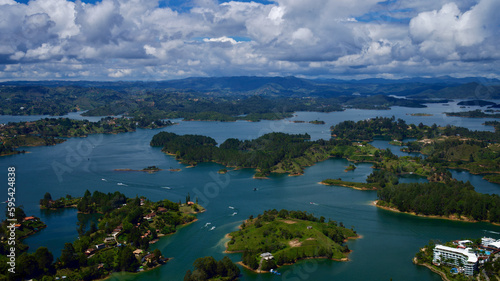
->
{"left": 433, "top": 245, "right": 478, "bottom": 276}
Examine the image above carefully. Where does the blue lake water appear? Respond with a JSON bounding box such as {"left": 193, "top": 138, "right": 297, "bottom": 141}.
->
{"left": 1, "top": 104, "right": 500, "bottom": 280}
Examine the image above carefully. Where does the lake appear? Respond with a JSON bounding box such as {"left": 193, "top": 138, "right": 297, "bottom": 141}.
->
{"left": 1, "top": 102, "right": 500, "bottom": 280}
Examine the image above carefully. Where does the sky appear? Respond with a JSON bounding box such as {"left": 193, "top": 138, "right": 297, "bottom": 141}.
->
{"left": 0, "top": 0, "right": 499, "bottom": 81}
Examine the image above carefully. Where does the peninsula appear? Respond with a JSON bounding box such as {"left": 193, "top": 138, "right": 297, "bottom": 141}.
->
{"left": 0, "top": 117, "right": 174, "bottom": 156}
{"left": 11, "top": 190, "right": 205, "bottom": 281}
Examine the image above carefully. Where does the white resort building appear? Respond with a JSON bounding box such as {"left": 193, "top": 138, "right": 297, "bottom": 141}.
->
{"left": 433, "top": 245, "right": 478, "bottom": 276}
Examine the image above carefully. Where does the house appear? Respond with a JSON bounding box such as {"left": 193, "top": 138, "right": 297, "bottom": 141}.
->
{"left": 96, "top": 243, "right": 106, "bottom": 250}
{"left": 144, "top": 213, "right": 156, "bottom": 220}
{"left": 187, "top": 201, "right": 195, "bottom": 206}
{"left": 260, "top": 252, "right": 274, "bottom": 261}
{"left": 157, "top": 207, "right": 167, "bottom": 213}
{"left": 433, "top": 245, "right": 478, "bottom": 275}
{"left": 142, "top": 253, "right": 155, "bottom": 263}
{"left": 307, "top": 226, "right": 313, "bottom": 230}
{"left": 14, "top": 224, "right": 21, "bottom": 229}
{"left": 24, "top": 216, "right": 37, "bottom": 222}
{"left": 133, "top": 249, "right": 144, "bottom": 256}
{"left": 104, "top": 237, "right": 115, "bottom": 243}
{"left": 85, "top": 248, "right": 96, "bottom": 255}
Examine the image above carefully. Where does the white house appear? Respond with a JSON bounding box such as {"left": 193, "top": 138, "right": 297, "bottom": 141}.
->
{"left": 433, "top": 245, "right": 478, "bottom": 276}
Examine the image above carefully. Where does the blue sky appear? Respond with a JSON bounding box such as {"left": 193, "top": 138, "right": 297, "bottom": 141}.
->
{"left": 1, "top": 0, "right": 499, "bottom": 81}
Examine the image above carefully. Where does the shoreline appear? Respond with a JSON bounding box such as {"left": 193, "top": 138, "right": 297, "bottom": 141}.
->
{"left": 372, "top": 200, "right": 500, "bottom": 226}
{"left": 414, "top": 260, "right": 451, "bottom": 281}
{"left": 319, "top": 181, "right": 377, "bottom": 191}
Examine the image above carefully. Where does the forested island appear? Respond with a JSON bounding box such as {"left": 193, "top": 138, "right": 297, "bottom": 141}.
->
{"left": 445, "top": 109, "right": 500, "bottom": 118}
{"left": 226, "top": 209, "right": 358, "bottom": 272}
{"left": 2, "top": 190, "right": 204, "bottom": 280}
{"left": 0, "top": 117, "right": 173, "bottom": 156}
{"left": 457, "top": 100, "right": 497, "bottom": 107}
{"left": 150, "top": 131, "right": 387, "bottom": 177}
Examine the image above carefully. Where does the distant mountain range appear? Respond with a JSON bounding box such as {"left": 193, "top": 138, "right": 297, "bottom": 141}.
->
{"left": 2, "top": 76, "right": 500, "bottom": 99}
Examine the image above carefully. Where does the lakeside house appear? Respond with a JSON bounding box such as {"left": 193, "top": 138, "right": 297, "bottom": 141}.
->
{"left": 260, "top": 252, "right": 274, "bottom": 261}
{"left": 433, "top": 245, "right": 478, "bottom": 275}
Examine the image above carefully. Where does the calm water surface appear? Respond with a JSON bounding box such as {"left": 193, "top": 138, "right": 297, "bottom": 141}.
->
{"left": 1, "top": 105, "right": 500, "bottom": 281}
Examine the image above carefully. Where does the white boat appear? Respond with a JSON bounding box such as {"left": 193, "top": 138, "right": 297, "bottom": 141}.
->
{"left": 117, "top": 183, "right": 128, "bottom": 186}
{"left": 228, "top": 206, "right": 234, "bottom": 209}
{"left": 209, "top": 226, "right": 216, "bottom": 231}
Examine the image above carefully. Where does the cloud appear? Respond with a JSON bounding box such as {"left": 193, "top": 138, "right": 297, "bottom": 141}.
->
{"left": 0, "top": 0, "right": 498, "bottom": 80}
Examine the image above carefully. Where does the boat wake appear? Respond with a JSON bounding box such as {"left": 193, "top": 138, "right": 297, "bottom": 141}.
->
{"left": 117, "top": 183, "right": 128, "bottom": 186}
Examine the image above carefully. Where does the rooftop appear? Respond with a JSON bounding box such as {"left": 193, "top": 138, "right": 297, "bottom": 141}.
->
{"left": 435, "top": 245, "right": 478, "bottom": 263}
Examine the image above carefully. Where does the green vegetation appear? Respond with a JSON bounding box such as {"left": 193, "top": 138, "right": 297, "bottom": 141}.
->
{"left": 345, "top": 164, "right": 357, "bottom": 171}
{"left": 0, "top": 207, "right": 48, "bottom": 280}
{"left": 227, "top": 209, "right": 357, "bottom": 271}
{"left": 321, "top": 179, "right": 378, "bottom": 190}
{"left": 377, "top": 181, "right": 500, "bottom": 223}
{"left": 331, "top": 116, "right": 440, "bottom": 141}
{"left": 446, "top": 109, "right": 500, "bottom": 118}
{"left": 150, "top": 131, "right": 395, "bottom": 177}
{"left": 410, "top": 113, "right": 433, "bottom": 116}
{"left": 4, "top": 191, "right": 205, "bottom": 280}
{"left": 309, "top": 120, "right": 325, "bottom": 125}
{"left": 218, "top": 169, "right": 228, "bottom": 174}
{"left": 151, "top": 132, "right": 342, "bottom": 177}
{"left": 0, "top": 117, "right": 174, "bottom": 156}
{"left": 457, "top": 100, "right": 497, "bottom": 107}
{"left": 184, "top": 256, "right": 240, "bottom": 281}
{"left": 331, "top": 117, "right": 500, "bottom": 183}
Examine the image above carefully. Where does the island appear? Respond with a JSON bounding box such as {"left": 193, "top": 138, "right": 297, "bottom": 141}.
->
{"left": 309, "top": 120, "right": 326, "bottom": 125}
{"left": 150, "top": 131, "right": 386, "bottom": 178}
{"left": 225, "top": 209, "right": 358, "bottom": 273}
{"left": 409, "top": 113, "right": 433, "bottom": 116}
{"left": 114, "top": 166, "right": 162, "bottom": 173}
{"left": 344, "top": 164, "right": 356, "bottom": 172}
{"left": 218, "top": 168, "right": 228, "bottom": 174}
{"left": 457, "top": 100, "right": 497, "bottom": 107}
{"left": 445, "top": 109, "right": 500, "bottom": 118}
{"left": 414, "top": 238, "right": 500, "bottom": 280}
{"left": 9, "top": 190, "right": 205, "bottom": 281}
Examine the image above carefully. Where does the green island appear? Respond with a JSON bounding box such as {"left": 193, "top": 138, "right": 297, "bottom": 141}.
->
{"left": 218, "top": 168, "right": 228, "bottom": 174}
{"left": 0, "top": 117, "right": 174, "bottom": 156}
{"left": 150, "top": 131, "right": 387, "bottom": 178}
{"left": 226, "top": 209, "right": 358, "bottom": 273}
{"left": 114, "top": 166, "right": 163, "bottom": 173}
{"left": 414, "top": 239, "right": 500, "bottom": 281}
{"left": 344, "top": 164, "right": 357, "bottom": 172}
{"left": 445, "top": 109, "right": 500, "bottom": 118}
{"left": 309, "top": 120, "right": 326, "bottom": 125}
{"left": 184, "top": 256, "right": 240, "bottom": 281}
{"left": 4, "top": 190, "right": 204, "bottom": 280}
{"left": 409, "top": 113, "right": 433, "bottom": 116}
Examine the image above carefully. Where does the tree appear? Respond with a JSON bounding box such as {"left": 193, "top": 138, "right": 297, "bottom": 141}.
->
{"left": 59, "top": 243, "right": 78, "bottom": 269}
{"left": 34, "top": 247, "right": 54, "bottom": 274}
{"left": 117, "top": 247, "right": 139, "bottom": 272}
